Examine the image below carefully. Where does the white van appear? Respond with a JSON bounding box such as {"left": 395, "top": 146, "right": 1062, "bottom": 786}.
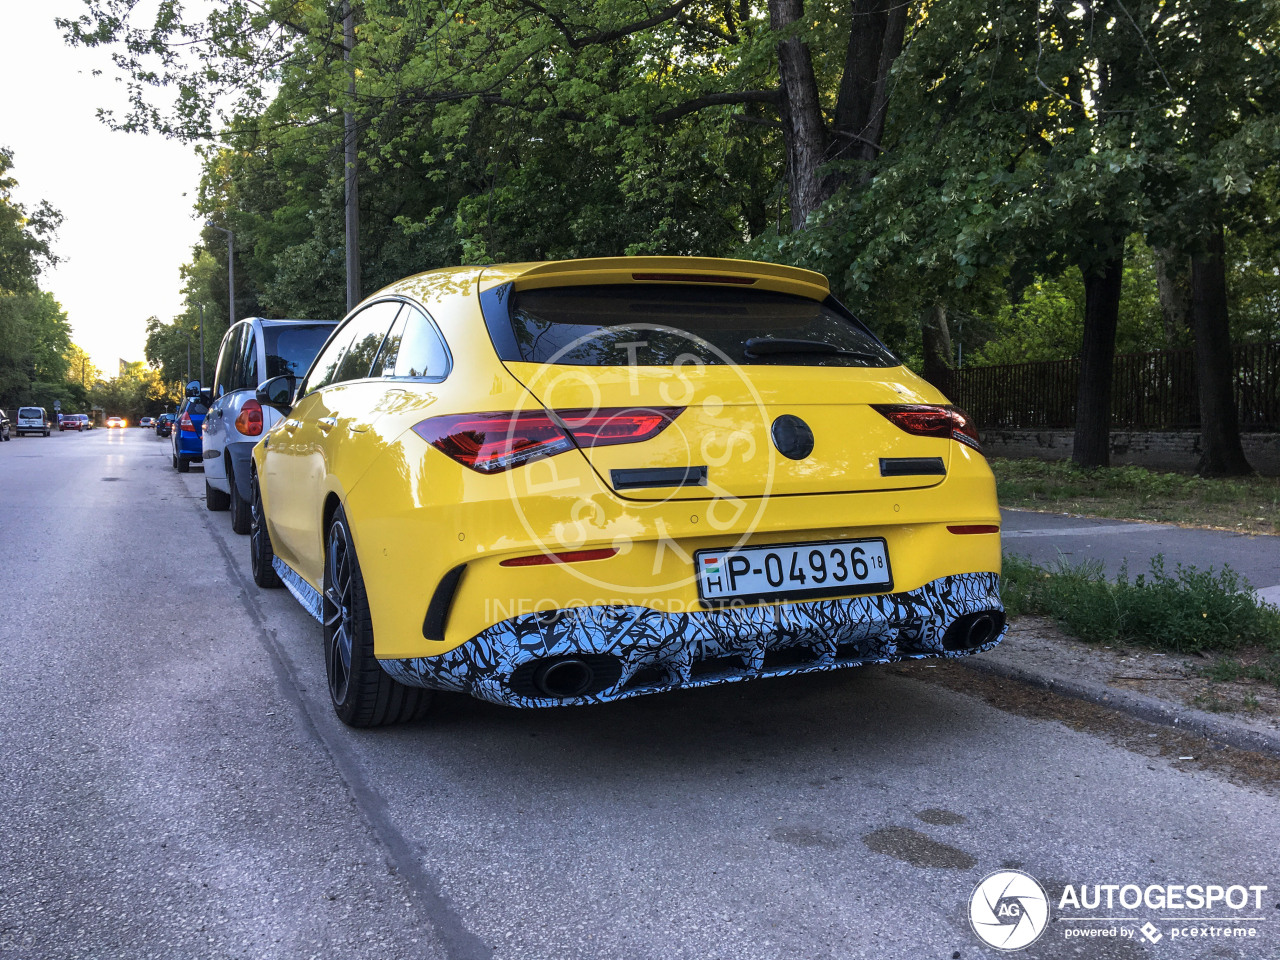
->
{"left": 16, "top": 407, "right": 50, "bottom": 437}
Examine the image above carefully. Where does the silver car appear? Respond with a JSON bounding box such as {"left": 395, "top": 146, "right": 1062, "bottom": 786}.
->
{"left": 202, "top": 317, "right": 338, "bottom": 532}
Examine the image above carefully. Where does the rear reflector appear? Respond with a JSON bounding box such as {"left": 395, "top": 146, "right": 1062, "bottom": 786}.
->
{"left": 631, "top": 273, "right": 756, "bottom": 284}
{"left": 414, "top": 407, "right": 682, "bottom": 473}
{"left": 872, "top": 404, "right": 982, "bottom": 452}
{"left": 947, "top": 525, "right": 1000, "bottom": 535}
{"left": 500, "top": 548, "right": 618, "bottom": 567}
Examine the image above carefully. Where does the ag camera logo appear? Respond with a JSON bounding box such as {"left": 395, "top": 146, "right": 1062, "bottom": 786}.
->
{"left": 970, "top": 870, "right": 1050, "bottom": 950}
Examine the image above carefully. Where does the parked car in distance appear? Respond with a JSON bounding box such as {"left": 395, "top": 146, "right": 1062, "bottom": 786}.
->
{"left": 204, "top": 316, "right": 338, "bottom": 534}
{"left": 172, "top": 384, "right": 208, "bottom": 473}
{"left": 106, "top": 417, "right": 126, "bottom": 428}
{"left": 59, "top": 414, "right": 84, "bottom": 432}
{"left": 17, "top": 407, "right": 50, "bottom": 437}
{"left": 250, "top": 257, "right": 1004, "bottom": 728}
{"left": 0, "top": 409, "right": 10, "bottom": 441}
{"left": 139, "top": 416, "right": 155, "bottom": 429}
{"left": 155, "top": 413, "right": 175, "bottom": 438}
{"left": 81, "top": 415, "right": 94, "bottom": 430}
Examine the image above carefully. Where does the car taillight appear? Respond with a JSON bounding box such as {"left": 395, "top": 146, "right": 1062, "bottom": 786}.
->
{"left": 235, "top": 399, "right": 264, "bottom": 437}
{"left": 555, "top": 407, "right": 681, "bottom": 447}
{"left": 872, "top": 404, "right": 982, "bottom": 452}
{"left": 414, "top": 407, "right": 682, "bottom": 474}
{"left": 179, "top": 412, "right": 194, "bottom": 432}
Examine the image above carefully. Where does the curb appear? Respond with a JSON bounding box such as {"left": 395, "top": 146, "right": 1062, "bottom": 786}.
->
{"left": 959, "top": 653, "right": 1280, "bottom": 761}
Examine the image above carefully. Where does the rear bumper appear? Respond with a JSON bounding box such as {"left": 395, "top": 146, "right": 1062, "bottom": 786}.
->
{"left": 175, "top": 433, "right": 202, "bottom": 459}
{"left": 227, "top": 441, "right": 255, "bottom": 498}
{"left": 379, "top": 571, "right": 1004, "bottom": 707}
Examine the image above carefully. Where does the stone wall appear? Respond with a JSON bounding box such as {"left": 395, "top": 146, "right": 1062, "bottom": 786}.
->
{"left": 982, "top": 430, "right": 1280, "bottom": 476}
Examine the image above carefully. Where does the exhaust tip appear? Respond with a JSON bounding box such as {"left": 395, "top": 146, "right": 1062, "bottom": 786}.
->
{"left": 508, "top": 653, "right": 625, "bottom": 700}
{"left": 942, "top": 610, "right": 1005, "bottom": 652}
{"left": 534, "top": 658, "right": 594, "bottom": 698}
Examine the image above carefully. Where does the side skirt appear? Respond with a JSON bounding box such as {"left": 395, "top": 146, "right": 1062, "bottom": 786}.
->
{"left": 273, "top": 557, "right": 323, "bottom": 624}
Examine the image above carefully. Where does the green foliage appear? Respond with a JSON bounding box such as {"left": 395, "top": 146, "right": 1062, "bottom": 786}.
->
{"left": 58, "top": 0, "right": 1280, "bottom": 370}
{"left": 90, "top": 363, "right": 173, "bottom": 421}
{"left": 0, "top": 149, "right": 80, "bottom": 411}
{"left": 1002, "top": 553, "right": 1280, "bottom": 654}
{"left": 0, "top": 147, "right": 61, "bottom": 294}
{"left": 972, "top": 240, "right": 1165, "bottom": 364}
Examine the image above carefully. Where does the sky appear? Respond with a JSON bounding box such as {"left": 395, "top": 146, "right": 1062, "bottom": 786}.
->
{"left": 3, "top": 2, "right": 206, "bottom": 375}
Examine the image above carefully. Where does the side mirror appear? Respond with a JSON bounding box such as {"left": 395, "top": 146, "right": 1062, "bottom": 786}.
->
{"left": 257, "top": 375, "right": 296, "bottom": 413}
{"left": 185, "top": 380, "right": 202, "bottom": 398}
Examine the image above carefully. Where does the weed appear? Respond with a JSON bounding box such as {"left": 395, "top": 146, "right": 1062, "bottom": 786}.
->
{"left": 1001, "top": 553, "right": 1280, "bottom": 654}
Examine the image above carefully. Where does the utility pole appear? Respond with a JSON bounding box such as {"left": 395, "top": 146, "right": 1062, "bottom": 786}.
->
{"left": 206, "top": 223, "right": 236, "bottom": 328}
{"left": 198, "top": 303, "right": 206, "bottom": 385}
{"left": 344, "top": 1, "right": 361, "bottom": 311}
{"left": 185, "top": 332, "right": 192, "bottom": 382}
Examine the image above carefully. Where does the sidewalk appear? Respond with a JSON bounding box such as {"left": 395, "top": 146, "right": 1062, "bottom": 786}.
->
{"left": 962, "top": 616, "right": 1280, "bottom": 759}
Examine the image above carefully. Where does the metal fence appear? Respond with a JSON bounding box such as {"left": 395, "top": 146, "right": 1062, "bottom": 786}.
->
{"left": 938, "top": 341, "right": 1280, "bottom": 431}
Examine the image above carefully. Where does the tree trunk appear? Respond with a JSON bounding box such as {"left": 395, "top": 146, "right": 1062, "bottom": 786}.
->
{"left": 833, "top": 0, "right": 908, "bottom": 170}
{"left": 770, "top": 0, "right": 909, "bottom": 229}
{"left": 1155, "top": 247, "right": 1191, "bottom": 346}
{"left": 920, "top": 302, "right": 953, "bottom": 392}
{"left": 1072, "top": 249, "right": 1124, "bottom": 468}
{"left": 769, "top": 0, "right": 830, "bottom": 230}
{"left": 1189, "top": 224, "right": 1252, "bottom": 476}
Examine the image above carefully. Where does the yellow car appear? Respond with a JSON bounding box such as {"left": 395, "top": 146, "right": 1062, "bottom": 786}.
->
{"left": 251, "top": 257, "right": 1004, "bottom": 726}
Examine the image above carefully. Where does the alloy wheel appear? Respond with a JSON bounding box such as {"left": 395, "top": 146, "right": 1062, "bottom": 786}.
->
{"left": 323, "top": 522, "right": 355, "bottom": 706}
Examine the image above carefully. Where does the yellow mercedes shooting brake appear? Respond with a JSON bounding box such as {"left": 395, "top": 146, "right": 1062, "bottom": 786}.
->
{"left": 250, "top": 257, "right": 1004, "bottom": 727}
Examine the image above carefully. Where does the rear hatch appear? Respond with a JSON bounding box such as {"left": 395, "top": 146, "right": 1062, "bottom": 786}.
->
{"left": 507, "top": 363, "right": 951, "bottom": 500}
{"left": 484, "top": 273, "right": 952, "bottom": 501}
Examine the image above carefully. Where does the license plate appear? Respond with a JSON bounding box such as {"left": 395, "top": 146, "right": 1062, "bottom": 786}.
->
{"left": 695, "top": 539, "right": 892, "bottom": 604}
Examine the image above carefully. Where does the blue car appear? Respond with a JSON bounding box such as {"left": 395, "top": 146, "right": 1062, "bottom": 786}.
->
{"left": 172, "top": 386, "right": 208, "bottom": 473}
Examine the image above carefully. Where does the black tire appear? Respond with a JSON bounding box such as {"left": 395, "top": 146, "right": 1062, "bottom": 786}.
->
{"left": 206, "top": 478, "right": 231, "bottom": 511}
{"left": 172, "top": 451, "right": 178, "bottom": 470}
{"left": 177, "top": 456, "right": 190, "bottom": 473}
{"left": 323, "top": 506, "right": 433, "bottom": 727}
{"left": 229, "top": 467, "right": 251, "bottom": 535}
{"left": 249, "top": 471, "right": 282, "bottom": 589}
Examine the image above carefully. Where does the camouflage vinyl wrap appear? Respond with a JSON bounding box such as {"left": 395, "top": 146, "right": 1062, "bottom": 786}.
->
{"left": 378, "top": 572, "right": 1004, "bottom": 707}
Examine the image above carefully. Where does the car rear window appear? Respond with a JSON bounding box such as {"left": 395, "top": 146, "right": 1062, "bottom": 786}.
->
{"left": 19, "top": 407, "right": 42, "bottom": 418}
{"left": 264, "top": 324, "right": 338, "bottom": 380}
{"left": 493, "top": 284, "right": 898, "bottom": 368}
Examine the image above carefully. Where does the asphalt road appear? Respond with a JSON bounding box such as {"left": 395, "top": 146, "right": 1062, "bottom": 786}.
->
{"left": 3, "top": 429, "right": 1279, "bottom": 960}
{"left": 1001, "top": 509, "right": 1280, "bottom": 608}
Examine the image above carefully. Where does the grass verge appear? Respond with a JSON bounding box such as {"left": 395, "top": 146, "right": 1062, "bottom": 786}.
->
{"left": 991, "top": 458, "right": 1280, "bottom": 534}
{"left": 1001, "top": 554, "right": 1280, "bottom": 662}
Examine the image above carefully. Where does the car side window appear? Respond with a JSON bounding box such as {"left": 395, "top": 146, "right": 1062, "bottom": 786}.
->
{"left": 391, "top": 306, "right": 450, "bottom": 379}
{"left": 332, "top": 301, "right": 402, "bottom": 385}
{"left": 369, "top": 309, "right": 407, "bottom": 378}
{"left": 239, "top": 328, "right": 258, "bottom": 390}
{"left": 301, "top": 325, "right": 357, "bottom": 397}
{"left": 214, "top": 323, "right": 243, "bottom": 396}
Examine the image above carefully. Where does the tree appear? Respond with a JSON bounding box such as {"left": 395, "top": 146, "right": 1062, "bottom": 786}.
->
{"left": 0, "top": 148, "right": 70, "bottom": 411}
